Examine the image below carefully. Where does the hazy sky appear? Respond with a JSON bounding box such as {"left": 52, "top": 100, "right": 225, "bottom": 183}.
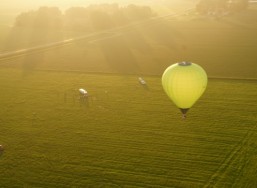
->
{"left": 1, "top": 0, "right": 168, "bottom": 9}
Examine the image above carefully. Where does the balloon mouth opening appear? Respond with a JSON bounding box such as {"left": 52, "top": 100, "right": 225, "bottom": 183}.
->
{"left": 178, "top": 61, "right": 192, "bottom": 66}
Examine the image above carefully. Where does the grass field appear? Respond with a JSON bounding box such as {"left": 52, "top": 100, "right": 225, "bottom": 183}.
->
{"left": 0, "top": 68, "right": 257, "bottom": 187}
{"left": 0, "top": 5, "right": 257, "bottom": 188}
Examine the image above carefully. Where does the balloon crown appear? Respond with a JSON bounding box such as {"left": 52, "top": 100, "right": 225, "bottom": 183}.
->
{"left": 178, "top": 61, "right": 192, "bottom": 66}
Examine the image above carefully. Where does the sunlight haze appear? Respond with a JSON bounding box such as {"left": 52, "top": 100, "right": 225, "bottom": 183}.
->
{"left": 0, "top": 0, "right": 257, "bottom": 187}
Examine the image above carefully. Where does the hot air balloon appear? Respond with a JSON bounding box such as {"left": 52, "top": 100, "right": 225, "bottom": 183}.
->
{"left": 162, "top": 62, "right": 207, "bottom": 118}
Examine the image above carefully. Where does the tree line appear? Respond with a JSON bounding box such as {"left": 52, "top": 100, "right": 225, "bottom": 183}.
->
{"left": 196, "top": 0, "right": 249, "bottom": 15}
{"left": 15, "top": 4, "right": 155, "bottom": 31}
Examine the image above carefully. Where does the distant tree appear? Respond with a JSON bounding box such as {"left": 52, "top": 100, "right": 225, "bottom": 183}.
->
{"left": 111, "top": 9, "right": 129, "bottom": 26}
{"left": 228, "top": 0, "right": 249, "bottom": 12}
{"left": 88, "top": 3, "right": 120, "bottom": 13}
{"left": 15, "top": 11, "right": 35, "bottom": 27}
{"left": 64, "top": 7, "right": 90, "bottom": 31}
{"left": 15, "top": 7, "right": 63, "bottom": 29}
{"left": 64, "top": 4, "right": 154, "bottom": 31}
{"left": 196, "top": 0, "right": 229, "bottom": 13}
{"left": 124, "top": 4, "right": 155, "bottom": 21}
{"left": 33, "top": 7, "right": 63, "bottom": 28}
{"left": 14, "top": 4, "right": 155, "bottom": 31}
{"left": 90, "top": 10, "right": 114, "bottom": 30}
{"left": 196, "top": 0, "right": 249, "bottom": 15}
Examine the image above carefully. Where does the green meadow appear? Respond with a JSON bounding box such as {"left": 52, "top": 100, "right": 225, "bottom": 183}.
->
{"left": 1, "top": 5, "right": 257, "bottom": 188}
{"left": 0, "top": 69, "right": 256, "bottom": 187}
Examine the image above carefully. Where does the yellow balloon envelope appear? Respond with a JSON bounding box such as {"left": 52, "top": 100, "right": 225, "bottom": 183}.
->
{"left": 162, "top": 62, "right": 207, "bottom": 117}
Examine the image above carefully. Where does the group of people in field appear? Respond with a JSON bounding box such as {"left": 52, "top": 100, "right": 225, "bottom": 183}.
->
{"left": 79, "top": 77, "right": 147, "bottom": 104}
{"left": 0, "top": 78, "right": 148, "bottom": 152}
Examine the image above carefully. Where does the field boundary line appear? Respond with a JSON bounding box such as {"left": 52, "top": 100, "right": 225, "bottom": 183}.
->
{"left": 28, "top": 68, "right": 257, "bottom": 81}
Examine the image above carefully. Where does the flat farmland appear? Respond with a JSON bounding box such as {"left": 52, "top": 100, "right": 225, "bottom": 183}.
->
{"left": 2, "top": 12, "right": 257, "bottom": 79}
{"left": 1, "top": 6, "right": 257, "bottom": 188}
{"left": 0, "top": 69, "right": 256, "bottom": 187}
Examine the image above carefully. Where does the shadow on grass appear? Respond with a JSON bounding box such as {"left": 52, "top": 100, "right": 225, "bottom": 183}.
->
{"left": 2, "top": 24, "right": 65, "bottom": 76}
{"left": 99, "top": 35, "right": 141, "bottom": 74}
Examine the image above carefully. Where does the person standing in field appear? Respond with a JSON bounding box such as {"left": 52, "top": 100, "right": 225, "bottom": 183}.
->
{"left": 0, "top": 145, "right": 4, "bottom": 154}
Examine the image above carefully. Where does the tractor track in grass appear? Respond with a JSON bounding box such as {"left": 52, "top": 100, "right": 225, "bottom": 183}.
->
{"left": 203, "top": 123, "right": 257, "bottom": 188}
{"left": 31, "top": 160, "right": 208, "bottom": 187}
